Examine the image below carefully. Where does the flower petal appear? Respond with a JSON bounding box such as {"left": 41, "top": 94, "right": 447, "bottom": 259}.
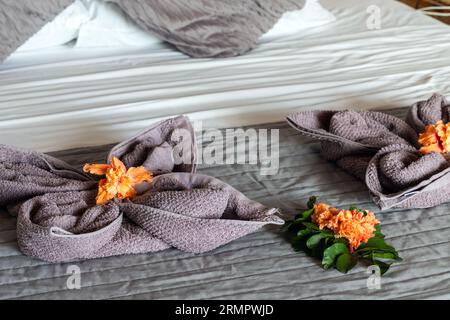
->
{"left": 116, "top": 176, "right": 135, "bottom": 199}
{"left": 96, "top": 179, "right": 116, "bottom": 205}
{"left": 126, "top": 166, "right": 153, "bottom": 185}
{"left": 83, "top": 164, "right": 110, "bottom": 175}
{"left": 418, "top": 120, "right": 450, "bottom": 154}
{"left": 85, "top": 158, "right": 153, "bottom": 205}
{"left": 420, "top": 143, "right": 443, "bottom": 155}
{"left": 111, "top": 157, "right": 127, "bottom": 173}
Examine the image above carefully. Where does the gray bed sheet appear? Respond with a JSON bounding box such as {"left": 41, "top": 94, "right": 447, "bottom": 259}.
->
{"left": 0, "top": 108, "right": 449, "bottom": 300}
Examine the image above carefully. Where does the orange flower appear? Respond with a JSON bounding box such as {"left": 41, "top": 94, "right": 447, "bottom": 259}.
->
{"left": 312, "top": 203, "right": 379, "bottom": 251}
{"left": 83, "top": 157, "right": 153, "bottom": 205}
{"left": 418, "top": 120, "right": 450, "bottom": 155}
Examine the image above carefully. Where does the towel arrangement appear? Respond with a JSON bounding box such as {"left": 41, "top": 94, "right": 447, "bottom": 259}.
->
{"left": 287, "top": 93, "right": 450, "bottom": 210}
{"left": 0, "top": 116, "right": 283, "bottom": 262}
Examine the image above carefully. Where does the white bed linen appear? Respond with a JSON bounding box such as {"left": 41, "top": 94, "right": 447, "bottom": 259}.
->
{"left": 1, "top": 0, "right": 450, "bottom": 152}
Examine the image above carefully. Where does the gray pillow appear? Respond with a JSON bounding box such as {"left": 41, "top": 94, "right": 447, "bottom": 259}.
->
{"left": 0, "top": 0, "right": 305, "bottom": 62}
{"left": 111, "top": 0, "right": 306, "bottom": 58}
{"left": 0, "top": 0, "right": 72, "bottom": 62}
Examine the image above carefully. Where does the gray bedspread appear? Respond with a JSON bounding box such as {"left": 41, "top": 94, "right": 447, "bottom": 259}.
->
{"left": 1, "top": 108, "right": 449, "bottom": 299}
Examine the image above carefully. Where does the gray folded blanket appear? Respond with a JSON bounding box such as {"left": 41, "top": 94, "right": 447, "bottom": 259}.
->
{"left": 287, "top": 93, "right": 450, "bottom": 210}
{"left": 0, "top": 116, "right": 283, "bottom": 262}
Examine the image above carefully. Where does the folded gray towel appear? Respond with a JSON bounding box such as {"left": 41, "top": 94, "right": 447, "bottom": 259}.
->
{"left": 1, "top": 116, "right": 283, "bottom": 262}
{"left": 287, "top": 93, "right": 450, "bottom": 210}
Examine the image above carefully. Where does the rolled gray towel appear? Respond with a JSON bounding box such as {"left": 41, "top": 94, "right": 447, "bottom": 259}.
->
{"left": 1, "top": 116, "right": 283, "bottom": 263}
{"left": 287, "top": 93, "right": 450, "bottom": 209}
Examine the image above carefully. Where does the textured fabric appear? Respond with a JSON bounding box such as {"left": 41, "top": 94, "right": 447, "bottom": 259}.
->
{"left": 108, "top": 0, "right": 306, "bottom": 58}
{"left": 0, "top": 0, "right": 73, "bottom": 62}
{"left": 0, "top": 0, "right": 305, "bottom": 62}
{"left": 287, "top": 93, "right": 450, "bottom": 210}
{"left": 0, "top": 116, "right": 282, "bottom": 262}
{"left": 2, "top": 0, "right": 450, "bottom": 152}
{"left": 1, "top": 117, "right": 449, "bottom": 299}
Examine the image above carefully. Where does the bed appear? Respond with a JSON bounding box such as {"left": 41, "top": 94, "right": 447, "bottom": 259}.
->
{"left": 0, "top": 0, "right": 449, "bottom": 299}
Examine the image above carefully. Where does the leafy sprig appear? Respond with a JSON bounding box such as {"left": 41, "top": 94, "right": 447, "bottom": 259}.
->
{"left": 286, "top": 197, "right": 402, "bottom": 275}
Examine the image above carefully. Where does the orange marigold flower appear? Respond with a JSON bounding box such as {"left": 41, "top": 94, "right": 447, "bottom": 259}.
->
{"left": 312, "top": 203, "right": 338, "bottom": 229}
{"left": 419, "top": 120, "right": 450, "bottom": 155}
{"left": 312, "top": 203, "right": 379, "bottom": 251}
{"left": 83, "top": 157, "right": 153, "bottom": 205}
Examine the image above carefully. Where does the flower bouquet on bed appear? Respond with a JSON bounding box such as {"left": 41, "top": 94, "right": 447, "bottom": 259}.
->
{"left": 285, "top": 197, "right": 402, "bottom": 275}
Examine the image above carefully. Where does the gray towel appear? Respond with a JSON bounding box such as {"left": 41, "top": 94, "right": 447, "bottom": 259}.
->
{"left": 287, "top": 93, "right": 450, "bottom": 210}
{"left": 0, "top": 116, "right": 283, "bottom": 262}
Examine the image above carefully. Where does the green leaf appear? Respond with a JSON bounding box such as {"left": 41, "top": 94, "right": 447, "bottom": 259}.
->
{"left": 307, "top": 196, "right": 317, "bottom": 209}
{"left": 374, "top": 224, "right": 384, "bottom": 238}
{"left": 293, "top": 196, "right": 317, "bottom": 221}
{"left": 336, "top": 253, "right": 357, "bottom": 273}
{"left": 360, "top": 250, "right": 402, "bottom": 275}
{"left": 360, "top": 251, "right": 373, "bottom": 259}
{"left": 334, "top": 237, "right": 349, "bottom": 245}
{"left": 357, "top": 237, "right": 396, "bottom": 253}
{"left": 372, "top": 252, "right": 402, "bottom": 264}
{"left": 297, "top": 229, "right": 313, "bottom": 238}
{"left": 287, "top": 219, "right": 302, "bottom": 230}
{"left": 302, "top": 222, "right": 320, "bottom": 231}
{"left": 372, "top": 260, "right": 391, "bottom": 275}
{"left": 320, "top": 228, "right": 334, "bottom": 237}
{"left": 322, "top": 243, "right": 348, "bottom": 269}
{"left": 291, "top": 236, "right": 307, "bottom": 252}
{"left": 294, "top": 208, "right": 314, "bottom": 222}
{"left": 306, "top": 233, "right": 326, "bottom": 249}
{"left": 282, "top": 221, "right": 292, "bottom": 232}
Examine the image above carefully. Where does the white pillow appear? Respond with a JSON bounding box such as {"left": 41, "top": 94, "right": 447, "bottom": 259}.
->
{"left": 260, "top": 0, "right": 336, "bottom": 42}
{"left": 75, "top": 0, "right": 162, "bottom": 48}
{"left": 17, "top": 0, "right": 90, "bottom": 52}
